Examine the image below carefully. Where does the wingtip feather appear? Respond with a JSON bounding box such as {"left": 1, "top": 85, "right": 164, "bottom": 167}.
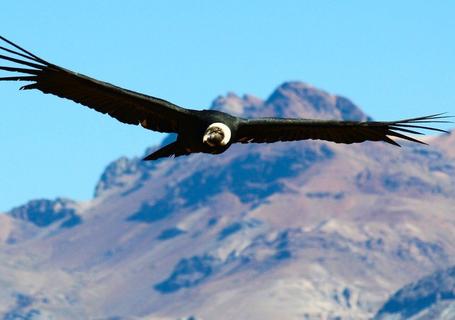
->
{"left": 383, "top": 136, "right": 401, "bottom": 147}
{"left": 0, "top": 35, "right": 48, "bottom": 64}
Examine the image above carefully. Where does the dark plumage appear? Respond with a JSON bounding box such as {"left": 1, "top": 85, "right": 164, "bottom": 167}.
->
{"left": 0, "top": 36, "right": 451, "bottom": 160}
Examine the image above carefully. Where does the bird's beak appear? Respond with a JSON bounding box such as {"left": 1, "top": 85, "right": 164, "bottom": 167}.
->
{"left": 203, "top": 133, "right": 214, "bottom": 145}
{"left": 203, "top": 133, "right": 218, "bottom": 146}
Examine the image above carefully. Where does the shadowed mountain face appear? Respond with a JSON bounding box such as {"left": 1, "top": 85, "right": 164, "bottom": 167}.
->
{"left": 9, "top": 198, "right": 81, "bottom": 229}
{"left": 0, "top": 81, "right": 454, "bottom": 320}
{"left": 375, "top": 265, "right": 455, "bottom": 320}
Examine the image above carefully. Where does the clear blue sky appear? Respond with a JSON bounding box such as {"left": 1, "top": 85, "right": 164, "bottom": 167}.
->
{"left": 1, "top": 1, "right": 454, "bottom": 212}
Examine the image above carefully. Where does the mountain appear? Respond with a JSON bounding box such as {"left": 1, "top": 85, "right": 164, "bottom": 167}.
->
{"left": 0, "top": 81, "right": 454, "bottom": 320}
{"left": 374, "top": 265, "right": 455, "bottom": 320}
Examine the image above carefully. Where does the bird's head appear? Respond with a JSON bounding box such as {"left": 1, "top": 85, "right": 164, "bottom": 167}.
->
{"left": 202, "top": 122, "right": 231, "bottom": 147}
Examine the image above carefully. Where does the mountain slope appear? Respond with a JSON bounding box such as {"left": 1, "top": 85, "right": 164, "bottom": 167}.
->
{"left": 0, "top": 81, "right": 454, "bottom": 320}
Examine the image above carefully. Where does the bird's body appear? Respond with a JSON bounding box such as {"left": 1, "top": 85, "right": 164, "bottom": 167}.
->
{"left": 0, "top": 36, "right": 451, "bottom": 160}
{"left": 146, "top": 109, "right": 240, "bottom": 160}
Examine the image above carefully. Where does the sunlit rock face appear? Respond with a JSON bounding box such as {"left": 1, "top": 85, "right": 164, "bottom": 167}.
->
{"left": 0, "top": 81, "right": 454, "bottom": 320}
{"left": 263, "top": 81, "right": 370, "bottom": 120}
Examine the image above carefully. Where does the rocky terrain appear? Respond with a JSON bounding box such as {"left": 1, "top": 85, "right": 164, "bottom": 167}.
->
{"left": 375, "top": 265, "right": 455, "bottom": 320}
{"left": 0, "top": 81, "right": 454, "bottom": 320}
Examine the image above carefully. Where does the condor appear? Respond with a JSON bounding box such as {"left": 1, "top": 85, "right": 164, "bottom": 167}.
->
{"left": 0, "top": 36, "right": 450, "bottom": 161}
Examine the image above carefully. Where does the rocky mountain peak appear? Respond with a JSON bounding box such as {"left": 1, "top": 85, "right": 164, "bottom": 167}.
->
{"left": 210, "top": 92, "right": 263, "bottom": 117}
{"left": 211, "top": 81, "right": 370, "bottom": 121}
{"left": 264, "top": 81, "right": 370, "bottom": 120}
{"left": 8, "top": 198, "right": 82, "bottom": 228}
{"left": 94, "top": 156, "right": 140, "bottom": 198}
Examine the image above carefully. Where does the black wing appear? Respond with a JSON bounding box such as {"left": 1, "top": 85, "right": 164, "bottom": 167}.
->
{"left": 0, "top": 36, "right": 195, "bottom": 133}
{"left": 236, "top": 114, "right": 451, "bottom": 146}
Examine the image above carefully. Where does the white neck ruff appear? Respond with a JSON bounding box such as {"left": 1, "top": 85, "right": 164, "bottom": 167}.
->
{"left": 207, "top": 122, "right": 231, "bottom": 146}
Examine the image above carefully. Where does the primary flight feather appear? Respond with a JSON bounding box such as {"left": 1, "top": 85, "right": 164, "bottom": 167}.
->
{"left": 0, "top": 36, "right": 451, "bottom": 161}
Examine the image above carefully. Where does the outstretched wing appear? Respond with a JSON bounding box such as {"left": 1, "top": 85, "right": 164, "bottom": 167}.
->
{"left": 236, "top": 114, "right": 451, "bottom": 146}
{"left": 0, "top": 36, "right": 195, "bottom": 133}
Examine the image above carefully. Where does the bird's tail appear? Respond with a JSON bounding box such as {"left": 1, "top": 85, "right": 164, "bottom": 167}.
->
{"left": 143, "top": 141, "right": 190, "bottom": 161}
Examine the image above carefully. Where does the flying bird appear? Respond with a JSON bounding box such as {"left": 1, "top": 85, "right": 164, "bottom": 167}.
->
{"left": 0, "top": 36, "right": 451, "bottom": 160}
